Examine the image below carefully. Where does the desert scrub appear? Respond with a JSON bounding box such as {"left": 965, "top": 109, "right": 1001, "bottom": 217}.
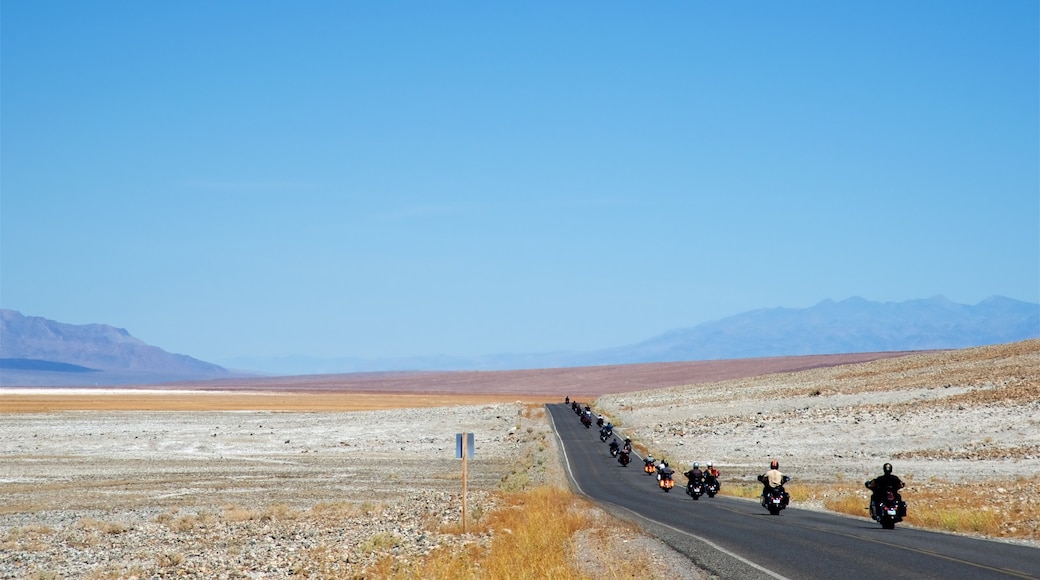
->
{"left": 368, "top": 486, "right": 591, "bottom": 579}
{"left": 1, "top": 524, "right": 54, "bottom": 552}
{"left": 361, "top": 531, "right": 402, "bottom": 553}
{"left": 261, "top": 503, "right": 300, "bottom": 521}
{"left": 155, "top": 510, "right": 216, "bottom": 532}
{"left": 821, "top": 477, "right": 1038, "bottom": 539}
{"left": 221, "top": 504, "right": 256, "bottom": 522}
{"left": 76, "top": 518, "right": 131, "bottom": 535}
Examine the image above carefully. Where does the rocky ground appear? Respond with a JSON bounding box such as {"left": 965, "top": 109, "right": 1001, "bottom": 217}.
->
{"left": 595, "top": 340, "right": 1040, "bottom": 541}
{"left": 0, "top": 403, "right": 705, "bottom": 579}
{"left": 2, "top": 340, "right": 1036, "bottom": 578}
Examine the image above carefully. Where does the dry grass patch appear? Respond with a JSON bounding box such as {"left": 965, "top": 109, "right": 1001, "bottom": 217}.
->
{"left": 1, "top": 524, "right": 55, "bottom": 552}
{"left": 742, "top": 476, "right": 1040, "bottom": 540}
{"left": 0, "top": 392, "right": 557, "bottom": 413}
{"left": 261, "top": 503, "right": 300, "bottom": 521}
{"left": 363, "top": 486, "right": 598, "bottom": 579}
{"left": 151, "top": 509, "right": 217, "bottom": 533}
{"left": 76, "top": 517, "right": 130, "bottom": 535}
{"left": 221, "top": 504, "right": 257, "bottom": 522}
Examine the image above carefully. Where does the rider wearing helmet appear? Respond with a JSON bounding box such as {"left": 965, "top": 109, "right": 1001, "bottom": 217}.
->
{"left": 704, "top": 461, "right": 721, "bottom": 489}
{"left": 684, "top": 461, "right": 704, "bottom": 484}
{"left": 758, "top": 459, "right": 788, "bottom": 498}
{"left": 658, "top": 460, "right": 674, "bottom": 481}
{"left": 622, "top": 438, "right": 632, "bottom": 454}
{"left": 865, "top": 463, "right": 906, "bottom": 517}
{"left": 705, "top": 461, "right": 720, "bottom": 479}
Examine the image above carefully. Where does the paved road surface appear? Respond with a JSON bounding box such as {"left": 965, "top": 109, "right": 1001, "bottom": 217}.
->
{"left": 547, "top": 403, "right": 1040, "bottom": 580}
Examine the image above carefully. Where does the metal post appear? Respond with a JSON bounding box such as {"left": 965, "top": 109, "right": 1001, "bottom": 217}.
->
{"left": 461, "top": 439, "right": 468, "bottom": 533}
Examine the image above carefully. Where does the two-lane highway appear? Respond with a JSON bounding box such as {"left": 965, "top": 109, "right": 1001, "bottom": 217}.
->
{"left": 547, "top": 404, "right": 1040, "bottom": 580}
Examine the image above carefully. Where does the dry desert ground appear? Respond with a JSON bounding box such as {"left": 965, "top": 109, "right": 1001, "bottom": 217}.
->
{"left": 1, "top": 340, "right": 1037, "bottom": 578}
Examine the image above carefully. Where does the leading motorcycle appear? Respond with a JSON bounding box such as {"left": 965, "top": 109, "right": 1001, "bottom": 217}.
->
{"left": 685, "top": 476, "right": 704, "bottom": 500}
{"left": 761, "top": 479, "right": 791, "bottom": 515}
{"left": 868, "top": 488, "right": 907, "bottom": 530}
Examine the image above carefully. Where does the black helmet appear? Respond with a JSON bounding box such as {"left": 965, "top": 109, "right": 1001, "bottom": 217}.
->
{"left": 883, "top": 462, "right": 893, "bottom": 474}
{"left": 624, "top": 438, "right": 631, "bottom": 443}
{"left": 770, "top": 459, "right": 779, "bottom": 470}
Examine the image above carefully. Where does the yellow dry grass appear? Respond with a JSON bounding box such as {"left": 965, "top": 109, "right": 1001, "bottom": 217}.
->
{"left": 0, "top": 392, "right": 557, "bottom": 413}
{"left": 361, "top": 486, "right": 628, "bottom": 579}
{"left": 723, "top": 478, "right": 1040, "bottom": 540}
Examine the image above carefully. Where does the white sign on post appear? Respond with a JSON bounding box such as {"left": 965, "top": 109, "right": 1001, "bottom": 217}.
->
{"left": 455, "top": 432, "right": 475, "bottom": 533}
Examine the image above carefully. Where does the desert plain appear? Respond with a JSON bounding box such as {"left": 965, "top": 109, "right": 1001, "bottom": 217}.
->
{"left": 0, "top": 340, "right": 1037, "bottom": 578}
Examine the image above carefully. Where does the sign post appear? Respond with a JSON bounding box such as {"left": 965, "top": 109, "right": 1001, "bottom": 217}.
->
{"left": 455, "top": 432, "right": 475, "bottom": 532}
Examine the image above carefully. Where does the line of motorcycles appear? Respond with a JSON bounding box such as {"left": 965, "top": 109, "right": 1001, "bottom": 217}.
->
{"left": 571, "top": 401, "right": 722, "bottom": 500}
{"left": 566, "top": 400, "right": 907, "bottom": 528}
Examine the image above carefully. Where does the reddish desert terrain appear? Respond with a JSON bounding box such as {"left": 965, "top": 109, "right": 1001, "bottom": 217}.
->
{"left": 1, "top": 351, "right": 919, "bottom": 412}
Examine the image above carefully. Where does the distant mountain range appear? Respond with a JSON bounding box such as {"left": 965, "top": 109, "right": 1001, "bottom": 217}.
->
{"left": 220, "top": 295, "right": 1040, "bottom": 375}
{"left": 0, "top": 309, "right": 233, "bottom": 386}
{"left": 2, "top": 295, "right": 1037, "bottom": 385}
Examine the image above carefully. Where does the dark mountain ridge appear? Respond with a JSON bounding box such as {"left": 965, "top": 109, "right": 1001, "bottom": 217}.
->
{"left": 0, "top": 310, "right": 231, "bottom": 386}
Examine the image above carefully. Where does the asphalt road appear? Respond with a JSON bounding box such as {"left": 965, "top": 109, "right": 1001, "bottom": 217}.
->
{"left": 547, "top": 403, "right": 1040, "bottom": 580}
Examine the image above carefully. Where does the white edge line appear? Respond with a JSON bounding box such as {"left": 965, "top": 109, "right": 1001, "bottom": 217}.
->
{"left": 546, "top": 405, "right": 791, "bottom": 580}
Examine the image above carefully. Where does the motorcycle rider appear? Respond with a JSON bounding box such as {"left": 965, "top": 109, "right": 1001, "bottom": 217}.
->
{"left": 757, "top": 459, "right": 789, "bottom": 500}
{"left": 657, "top": 461, "right": 673, "bottom": 480}
{"left": 684, "top": 462, "right": 704, "bottom": 484}
{"left": 644, "top": 453, "right": 656, "bottom": 472}
{"left": 865, "top": 462, "right": 906, "bottom": 519}
{"left": 622, "top": 438, "right": 633, "bottom": 454}
{"left": 704, "top": 461, "right": 721, "bottom": 490}
{"left": 608, "top": 438, "right": 620, "bottom": 455}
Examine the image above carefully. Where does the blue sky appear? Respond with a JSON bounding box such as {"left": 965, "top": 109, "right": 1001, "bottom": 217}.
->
{"left": 2, "top": 1, "right": 1038, "bottom": 365}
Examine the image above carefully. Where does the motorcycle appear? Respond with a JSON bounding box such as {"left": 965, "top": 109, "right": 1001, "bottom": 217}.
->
{"left": 581, "top": 414, "right": 592, "bottom": 429}
{"left": 869, "top": 489, "right": 907, "bottom": 530}
{"left": 618, "top": 450, "right": 630, "bottom": 466}
{"left": 761, "top": 484, "right": 790, "bottom": 515}
{"left": 643, "top": 461, "right": 656, "bottom": 475}
{"left": 609, "top": 443, "right": 620, "bottom": 457}
{"left": 596, "top": 416, "right": 604, "bottom": 428}
{"left": 685, "top": 476, "right": 704, "bottom": 500}
{"left": 599, "top": 427, "right": 613, "bottom": 442}
{"left": 658, "top": 471, "right": 674, "bottom": 492}
{"left": 704, "top": 477, "right": 720, "bottom": 498}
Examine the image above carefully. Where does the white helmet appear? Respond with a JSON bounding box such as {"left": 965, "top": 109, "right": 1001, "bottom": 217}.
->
{"left": 693, "top": 462, "right": 699, "bottom": 468}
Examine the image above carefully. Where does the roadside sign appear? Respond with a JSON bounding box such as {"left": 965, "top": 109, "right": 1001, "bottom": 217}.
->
{"left": 455, "top": 432, "right": 474, "bottom": 459}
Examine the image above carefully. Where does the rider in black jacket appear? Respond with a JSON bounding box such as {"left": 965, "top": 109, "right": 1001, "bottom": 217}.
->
{"left": 865, "top": 462, "right": 905, "bottom": 517}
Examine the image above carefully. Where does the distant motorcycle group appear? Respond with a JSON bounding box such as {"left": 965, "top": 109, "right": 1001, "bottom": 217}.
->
{"left": 571, "top": 400, "right": 632, "bottom": 467}
{"left": 563, "top": 398, "right": 908, "bottom": 528}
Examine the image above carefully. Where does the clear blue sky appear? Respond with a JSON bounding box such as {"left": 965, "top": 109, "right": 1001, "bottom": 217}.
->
{"left": 2, "top": 1, "right": 1038, "bottom": 364}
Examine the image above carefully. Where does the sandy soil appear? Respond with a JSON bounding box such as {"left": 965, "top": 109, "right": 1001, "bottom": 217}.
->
{"left": 1, "top": 341, "right": 1036, "bottom": 577}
